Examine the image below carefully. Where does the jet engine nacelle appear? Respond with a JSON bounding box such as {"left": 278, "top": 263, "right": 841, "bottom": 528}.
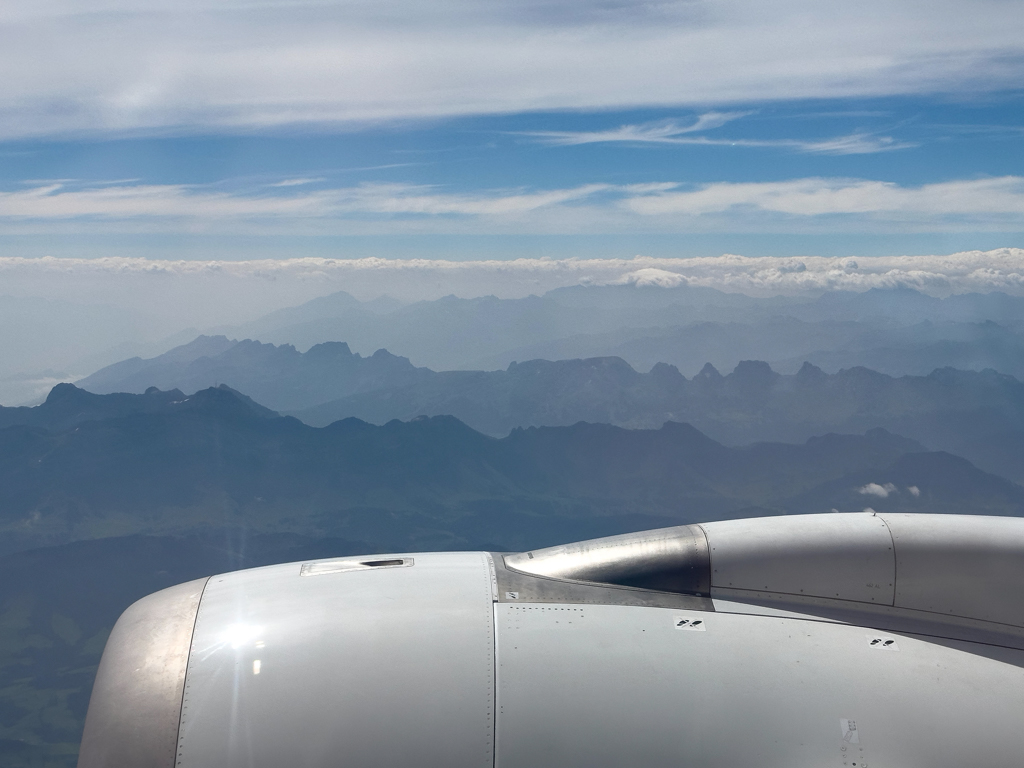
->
{"left": 79, "top": 512, "right": 1024, "bottom": 768}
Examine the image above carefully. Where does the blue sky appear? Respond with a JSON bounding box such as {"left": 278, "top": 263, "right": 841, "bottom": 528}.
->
{"left": 1, "top": 0, "right": 1022, "bottom": 261}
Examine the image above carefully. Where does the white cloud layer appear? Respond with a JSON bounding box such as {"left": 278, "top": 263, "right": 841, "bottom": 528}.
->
{"left": 0, "top": 0, "right": 1022, "bottom": 137}
{"left": 0, "top": 176, "right": 1021, "bottom": 235}
{"left": 2, "top": 249, "right": 1023, "bottom": 310}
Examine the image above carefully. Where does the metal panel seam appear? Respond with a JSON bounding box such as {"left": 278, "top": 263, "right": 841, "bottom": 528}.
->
{"left": 491, "top": 600, "right": 499, "bottom": 768}
{"left": 692, "top": 524, "right": 712, "bottom": 596}
{"left": 695, "top": 524, "right": 713, "bottom": 593}
{"left": 486, "top": 552, "right": 499, "bottom": 602}
{"left": 876, "top": 514, "right": 898, "bottom": 607}
{"left": 172, "top": 575, "right": 210, "bottom": 768}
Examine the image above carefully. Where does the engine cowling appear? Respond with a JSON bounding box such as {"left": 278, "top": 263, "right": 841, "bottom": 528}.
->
{"left": 79, "top": 512, "right": 1024, "bottom": 768}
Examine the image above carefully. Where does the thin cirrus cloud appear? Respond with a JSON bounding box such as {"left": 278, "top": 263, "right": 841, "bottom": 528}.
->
{"left": 623, "top": 176, "right": 1024, "bottom": 219}
{"left": 524, "top": 117, "right": 915, "bottom": 155}
{"left": 269, "top": 178, "right": 326, "bottom": 187}
{"left": 0, "top": 176, "right": 1021, "bottom": 230}
{"left": 0, "top": 181, "right": 612, "bottom": 220}
{"left": 522, "top": 112, "right": 749, "bottom": 144}
{"left": 0, "top": 0, "right": 1022, "bottom": 138}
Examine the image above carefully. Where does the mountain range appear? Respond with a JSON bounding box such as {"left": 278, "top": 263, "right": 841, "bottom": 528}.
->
{"left": 7, "top": 283, "right": 1024, "bottom": 408}
{"left": 212, "top": 284, "right": 1024, "bottom": 376}
{"left": 2, "top": 382, "right": 1021, "bottom": 559}
{"left": 77, "top": 335, "right": 428, "bottom": 412}
{"left": 77, "top": 336, "right": 1024, "bottom": 483}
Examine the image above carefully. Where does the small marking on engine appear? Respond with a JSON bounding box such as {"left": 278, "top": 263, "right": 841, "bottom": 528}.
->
{"left": 675, "top": 616, "right": 706, "bottom": 631}
{"left": 867, "top": 636, "right": 899, "bottom": 650}
{"left": 840, "top": 718, "right": 860, "bottom": 744}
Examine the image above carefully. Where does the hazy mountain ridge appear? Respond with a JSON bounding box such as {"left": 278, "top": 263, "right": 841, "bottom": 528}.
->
{"left": 8, "top": 283, "right": 1024, "bottom": 407}
{"left": 67, "top": 327, "right": 1024, "bottom": 483}
{"left": 78, "top": 336, "right": 429, "bottom": 412}
{"left": 296, "top": 358, "right": 1024, "bottom": 482}
{"left": 481, "top": 317, "right": 1024, "bottom": 377}
{"left": 217, "top": 285, "right": 1024, "bottom": 376}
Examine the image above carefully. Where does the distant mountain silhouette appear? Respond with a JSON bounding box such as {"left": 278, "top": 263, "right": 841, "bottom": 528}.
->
{"left": 2, "top": 384, "right": 1020, "bottom": 559}
{"left": 7, "top": 283, "right": 1024, "bottom": 407}
{"left": 290, "top": 357, "right": 1024, "bottom": 482}
{"left": 486, "top": 317, "right": 1024, "bottom": 378}
{"left": 0, "top": 380, "right": 274, "bottom": 433}
{"left": 213, "top": 285, "right": 1024, "bottom": 375}
{"left": 70, "top": 333, "right": 1024, "bottom": 484}
{"left": 77, "top": 336, "right": 429, "bottom": 411}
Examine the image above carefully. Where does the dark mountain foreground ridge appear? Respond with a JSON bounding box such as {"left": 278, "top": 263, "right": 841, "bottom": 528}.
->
{"left": 2, "top": 382, "right": 1023, "bottom": 767}
{"left": 2, "top": 384, "right": 1020, "bottom": 558}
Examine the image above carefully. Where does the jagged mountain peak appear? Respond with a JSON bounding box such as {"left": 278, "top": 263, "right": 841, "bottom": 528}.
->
{"left": 694, "top": 362, "right": 723, "bottom": 382}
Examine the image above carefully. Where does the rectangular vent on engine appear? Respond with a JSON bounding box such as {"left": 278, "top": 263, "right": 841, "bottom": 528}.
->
{"left": 300, "top": 557, "right": 415, "bottom": 576}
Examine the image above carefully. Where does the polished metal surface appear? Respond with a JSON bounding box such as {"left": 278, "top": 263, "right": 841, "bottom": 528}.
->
{"left": 175, "top": 553, "right": 495, "bottom": 768}
{"left": 77, "top": 577, "right": 208, "bottom": 768}
{"left": 505, "top": 512, "right": 1024, "bottom": 630}
{"left": 494, "top": 554, "right": 714, "bottom": 611}
{"left": 504, "top": 524, "right": 710, "bottom": 595}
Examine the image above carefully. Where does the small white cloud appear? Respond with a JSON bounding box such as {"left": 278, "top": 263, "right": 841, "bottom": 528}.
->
{"left": 859, "top": 482, "right": 898, "bottom": 498}
{"left": 907, "top": 486, "right": 921, "bottom": 497}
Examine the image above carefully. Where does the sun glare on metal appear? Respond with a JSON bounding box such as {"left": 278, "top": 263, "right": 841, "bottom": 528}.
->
{"left": 219, "top": 623, "right": 264, "bottom": 650}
